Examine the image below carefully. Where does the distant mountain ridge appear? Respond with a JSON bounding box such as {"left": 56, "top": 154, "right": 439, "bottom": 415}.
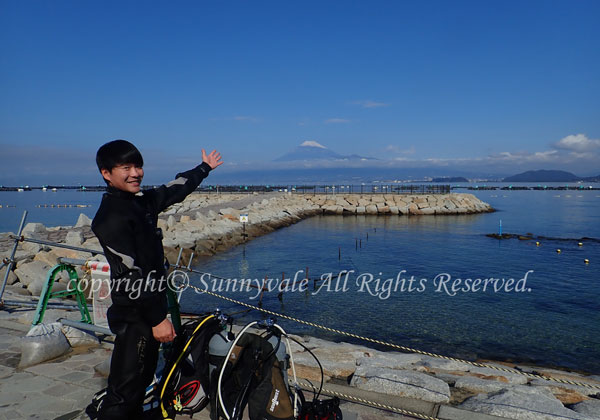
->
{"left": 503, "top": 170, "right": 600, "bottom": 182}
{"left": 274, "top": 141, "right": 377, "bottom": 162}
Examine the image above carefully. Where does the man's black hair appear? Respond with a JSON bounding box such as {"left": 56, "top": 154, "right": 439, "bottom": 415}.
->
{"left": 96, "top": 139, "right": 144, "bottom": 172}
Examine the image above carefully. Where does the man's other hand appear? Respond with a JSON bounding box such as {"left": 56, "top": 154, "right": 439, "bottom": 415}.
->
{"left": 152, "top": 318, "right": 176, "bottom": 343}
{"left": 202, "top": 149, "right": 223, "bottom": 170}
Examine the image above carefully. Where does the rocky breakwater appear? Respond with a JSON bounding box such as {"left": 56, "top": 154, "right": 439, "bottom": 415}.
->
{"left": 0, "top": 214, "right": 104, "bottom": 299}
{"left": 305, "top": 192, "right": 494, "bottom": 215}
{"left": 157, "top": 192, "right": 322, "bottom": 260}
{"left": 1, "top": 192, "right": 494, "bottom": 298}
{"left": 288, "top": 335, "right": 600, "bottom": 420}
{"left": 0, "top": 193, "right": 323, "bottom": 297}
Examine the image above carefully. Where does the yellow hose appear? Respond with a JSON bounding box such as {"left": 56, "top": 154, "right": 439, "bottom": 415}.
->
{"left": 160, "top": 314, "right": 215, "bottom": 419}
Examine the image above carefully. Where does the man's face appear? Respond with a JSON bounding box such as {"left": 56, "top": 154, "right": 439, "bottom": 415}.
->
{"left": 101, "top": 164, "right": 144, "bottom": 194}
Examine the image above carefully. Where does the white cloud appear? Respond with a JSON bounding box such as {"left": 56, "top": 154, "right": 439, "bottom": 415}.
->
{"left": 324, "top": 118, "right": 351, "bottom": 124}
{"left": 386, "top": 145, "right": 415, "bottom": 155}
{"left": 553, "top": 134, "right": 600, "bottom": 153}
{"left": 351, "top": 100, "right": 390, "bottom": 108}
{"left": 300, "top": 140, "right": 327, "bottom": 149}
{"left": 487, "top": 150, "right": 559, "bottom": 163}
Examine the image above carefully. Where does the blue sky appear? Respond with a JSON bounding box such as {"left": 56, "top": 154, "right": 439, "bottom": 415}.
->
{"left": 1, "top": 0, "right": 599, "bottom": 184}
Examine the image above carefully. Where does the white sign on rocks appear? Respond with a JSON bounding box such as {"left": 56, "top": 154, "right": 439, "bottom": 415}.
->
{"left": 239, "top": 214, "right": 249, "bottom": 223}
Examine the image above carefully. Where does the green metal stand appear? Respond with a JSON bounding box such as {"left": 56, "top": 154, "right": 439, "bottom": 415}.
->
{"left": 166, "top": 287, "right": 181, "bottom": 333}
{"left": 32, "top": 263, "right": 92, "bottom": 326}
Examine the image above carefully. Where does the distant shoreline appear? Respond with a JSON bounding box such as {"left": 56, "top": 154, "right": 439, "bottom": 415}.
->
{"left": 1, "top": 182, "right": 599, "bottom": 193}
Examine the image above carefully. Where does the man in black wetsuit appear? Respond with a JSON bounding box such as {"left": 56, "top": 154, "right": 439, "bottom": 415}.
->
{"left": 91, "top": 140, "right": 222, "bottom": 419}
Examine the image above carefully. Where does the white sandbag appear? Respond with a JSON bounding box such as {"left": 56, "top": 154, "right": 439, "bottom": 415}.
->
{"left": 61, "top": 324, "right": 100, "bottom": 347}
{"left": 19, "top": 322, "right": 71, "bottom": 368}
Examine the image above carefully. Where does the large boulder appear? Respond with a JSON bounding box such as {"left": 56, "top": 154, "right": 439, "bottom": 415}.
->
{"left": 454, "top": 376, "right": 512, "bottom": 394}
{"left": 82, "top": 237, "right": 102, "bottom": 251}
{"left": 460, "top": 387, "right": 588, "bottom": 420}
{"left": 219, "top": 207, "right": 240, "bottom": 217}
{"left": 167, "top": 215, "right": 176, "bottom": 230}
{"left": 22, "top": 223, "right": 47, "bottom": 238}
{"left": 64, "top": 230, "right": 84, "bottom": 246}
{"left": 466, "top": 365, "right": 529, "bottom": 385}
{"left": 356, "top": 352, "right": 423, "bottom": 370}
{"left": 351, "top": 366, "right": 450, "bottom": 403}
{"left": 5, "top": 283, "right": 32, "bottom": 296}
{"left": 14, "top": 260, "right": 51, "bottom": 287}
{"left": 571, "top": 400, "right": 600, "bottom": 419}
{"left": 27, "top": 277, "right": 49, "bottom": 296}
{"left": 0, "top": 265, "right": 18, "bottom": 285}
{"left": 157, "top": 218, "right": 168, "bottom": 232}
{"left": 75, "top": 213, "right": 92, "bottom": 228}
{"left": 365, "top": 204, "right": 378, "bottom": 215}
{"left": 34, "top": 251, "right": 60, "bottom": 267}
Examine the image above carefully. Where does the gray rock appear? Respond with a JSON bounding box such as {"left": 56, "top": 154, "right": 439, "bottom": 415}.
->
{"left": 74, "top": 213, "right": 92, "bottom": 228}
{"left": 460, "top": 387, "right": 588, "bottom": 420}
{"left": 219, "top": 207, "right": 240, "bottom": 217}
{"left": 0, "top": 265, "right": 18, "bottom": 285}
{"left": 571, "top": 400, "right": 600, "bottom": 419}
{"left": 454, "top": 376, "right": 513, "bottom": 393}
{"left": 27, "top": 277, "right": 47, "bottom": 296}
{"left": 157, "top": 218, "right": 168, "bottom": 232}
{"left": 356, "top": 352, "right": 423, "bottom": 370}
{"left": 365, "top": 204, "right": 378, "bottom": 215}
{"left": 14, "top": 260, "right": 51, "bottom": 287}
{"left": 351, "top": 366, "right": 450, "bottom": 403}
{"left": 21, "top": 241, "right": 42, "bottom": 253}
{"left": 34, "top": 250, "right": 60, "bottom": 267}
{"left": 64, "top": 230, "right": 84, "bottom": 246}
{"left": 466, "top": 365, "right": 529, "bottom": 384}
{"left": 22, "top": 222, "right": 47, "bottom": 238}
{"left": 82, "top": 237, "right": 102, "bottom": 250}
{"left": 430, "top": 371, "right": 465, "bottom": 384}
{"left": 5, "top": 283, "right": 32, "bottom": 296}
{"left": 167, "top": 215, "right": 176, "bottom": 230}
{"left": 419, "top": 355, "right": 471, "bottom": 372}
{"left": 530, "top": 378, "right": 600, "bottom": 398}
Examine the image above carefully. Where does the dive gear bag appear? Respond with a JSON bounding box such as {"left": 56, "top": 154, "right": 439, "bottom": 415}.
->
{"left": 158, "top": 313, "right": 231, "bottom": 419}
{"left": 213, "top": 320, "right": 295, "bottom": 420}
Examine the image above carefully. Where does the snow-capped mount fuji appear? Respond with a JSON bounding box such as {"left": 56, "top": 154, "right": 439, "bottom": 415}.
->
{"left": 273, "top": 141, "right": 376, "bottom": 162}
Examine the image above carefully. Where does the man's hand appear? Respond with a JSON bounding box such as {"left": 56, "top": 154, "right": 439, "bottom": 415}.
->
{"left": 202, "top": 149, "right": 223, "bottom": 170}
{"left": 152, "top": 318, "right": 176, "bottom": 343}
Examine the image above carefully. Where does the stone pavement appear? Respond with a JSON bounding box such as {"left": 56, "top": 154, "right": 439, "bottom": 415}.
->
{"left": 0, "top": 319, "right": 110, "bottom": 420}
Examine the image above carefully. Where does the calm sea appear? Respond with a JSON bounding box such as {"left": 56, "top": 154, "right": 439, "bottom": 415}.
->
{"left": 2, "top": 185, "right": 599, "bottom": 373}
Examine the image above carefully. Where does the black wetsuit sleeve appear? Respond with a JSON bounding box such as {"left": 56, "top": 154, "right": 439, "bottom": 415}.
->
{"left": 93, "top": 217, "right": 168, "bottom": 327}
{"left": 149, "top": 162, "right": 212, "bottom": 213}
